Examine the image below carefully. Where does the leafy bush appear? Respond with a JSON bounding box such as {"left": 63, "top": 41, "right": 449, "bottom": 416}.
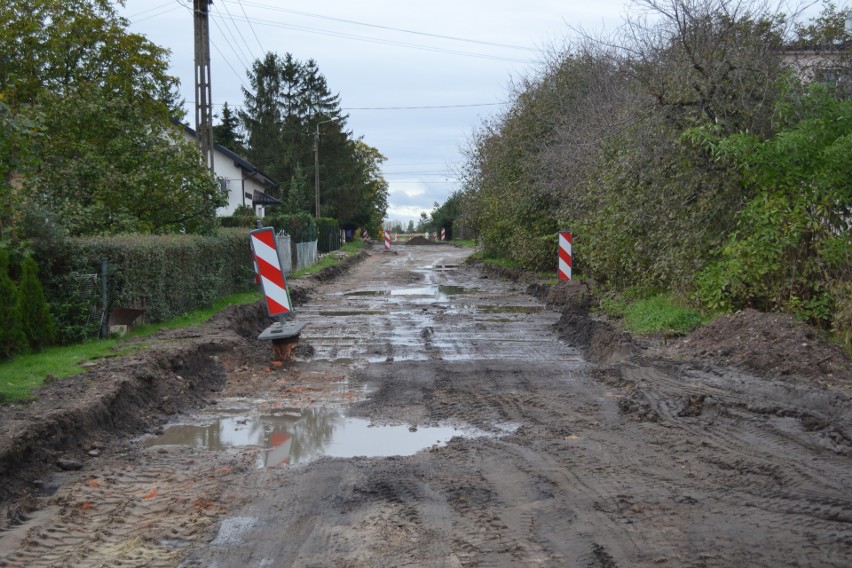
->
{"left": 263, "top": 212, "right": 317, "bottom": 242}
{"left": 693, "top": 86, "right": 852, "bottom": 332}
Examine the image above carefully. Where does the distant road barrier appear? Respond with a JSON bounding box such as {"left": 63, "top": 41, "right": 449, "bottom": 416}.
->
{"left": 558, "top": 231, "right": 572, "bottom": 281}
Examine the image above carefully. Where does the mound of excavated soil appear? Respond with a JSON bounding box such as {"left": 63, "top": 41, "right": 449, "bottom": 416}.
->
{"left": 405, "top": 236, "right": 440, "bottom": 245}
{"left": 527, "top": 278, "right": 851, "bottom": 390}
{"left": 666, "top": 309, "right": 851, "bottom": 389}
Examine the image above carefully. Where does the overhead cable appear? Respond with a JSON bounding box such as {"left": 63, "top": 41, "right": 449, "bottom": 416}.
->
{"left": 216, "top": 1, "right": 259, "bottom": 64}
{"left": 225, "top": 0, "right": 539, "bottom": 52}
{"left": 236, "top": 0, "right": 265, "bottom": 54}
{"left": 212, "top": 13, "right": 534, "bottom": 63}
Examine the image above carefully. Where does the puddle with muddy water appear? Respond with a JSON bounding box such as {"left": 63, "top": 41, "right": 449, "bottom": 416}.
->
{"left": 145, "top": 404, "right": 496, "bottom": 468}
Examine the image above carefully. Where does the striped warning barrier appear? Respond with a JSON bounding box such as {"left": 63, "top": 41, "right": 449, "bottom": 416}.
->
{"left": 441, "top": 228, "right": 446, "bottom": 241}
{"left": 250, "top": 227, "right": 292, "bottom": 316}
{"left": 362, "top": 229, "right": 369, "bottom": 242}
{"left": 558, "top": 231, "right": 572, "bottom": 281}
{"left": 384, "top": 229, "right": 391, "bottom": 251}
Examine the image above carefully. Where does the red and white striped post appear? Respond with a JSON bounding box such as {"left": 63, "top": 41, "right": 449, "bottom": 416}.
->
{"left": 250, "top": 227, "right": 306, "bottom": 361}
{"left": 441, "top": 228, "right": 446, "bottom": 241}
{"left": 362, "top": 229, "right": 369, "bottom": 243}
{"left": 558, "top": 231, "right": 572, "bottom": 281}
{"left": 250, "top": 227, "right": 292, "bottom": 316}
{"left": 384, "top": 229, "right": 391, "bottom": 251}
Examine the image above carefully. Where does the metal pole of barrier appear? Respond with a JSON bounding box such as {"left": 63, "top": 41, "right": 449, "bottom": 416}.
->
{"left": 99, "top": 258, "right": 108, "bottom": 338}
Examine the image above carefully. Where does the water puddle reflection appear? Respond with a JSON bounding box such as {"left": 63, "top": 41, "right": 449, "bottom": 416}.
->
{"left": 145, "top": 407, "right": 492, "bottom": 468}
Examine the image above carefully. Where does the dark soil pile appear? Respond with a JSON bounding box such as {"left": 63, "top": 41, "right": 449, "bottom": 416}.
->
{"left": 404, "top": 236, "right": 440, "bottom": 245}
{"left": 666, "top": 309, "right": 852, "bottom": 389}
{"left": 527, "top": 278, "right": 851, "bottom": 390}
{"left": 531, "top": 279, "right": 639, "bottom": 365}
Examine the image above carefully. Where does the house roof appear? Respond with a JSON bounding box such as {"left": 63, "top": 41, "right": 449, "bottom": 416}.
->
{"left": 180, "top": 123, "right": 278, "bottom": 189}
{"left": 252, "top": 191, "right": 283, "bottom": 206}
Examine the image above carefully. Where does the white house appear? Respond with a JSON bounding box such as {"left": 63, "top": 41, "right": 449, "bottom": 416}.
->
{"left": 181, "top": 124, "right": 281, "bottom": 218}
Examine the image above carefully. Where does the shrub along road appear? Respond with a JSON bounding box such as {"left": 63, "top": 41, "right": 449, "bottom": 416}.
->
{"left": 1, "top": 243, "right": 850, "bottom": 567}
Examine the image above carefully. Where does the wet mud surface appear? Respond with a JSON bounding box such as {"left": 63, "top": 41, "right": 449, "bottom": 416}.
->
{"left": 1, "top": 245, "right": 851, "bottom": 567}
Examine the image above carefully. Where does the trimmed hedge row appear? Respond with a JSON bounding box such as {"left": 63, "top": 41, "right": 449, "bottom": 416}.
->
{"left": 24, "top": 229, "right": 255, "bottom": 344}
{"left": 75, "top": 228, "right": 255, "bottom": 324}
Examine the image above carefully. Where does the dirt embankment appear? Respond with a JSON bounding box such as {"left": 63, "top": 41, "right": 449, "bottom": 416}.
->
{"left": 0, "top": 251, "right": 369, "bottom": 514}
{"left": 477, "top": 260, "right": 852, "bottom": 389}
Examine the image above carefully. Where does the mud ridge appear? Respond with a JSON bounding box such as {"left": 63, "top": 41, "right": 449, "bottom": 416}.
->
{"left": 0, "top": 336, "right": 235, "bottom": 511}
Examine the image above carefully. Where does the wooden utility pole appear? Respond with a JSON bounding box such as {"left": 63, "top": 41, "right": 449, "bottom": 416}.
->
{"left": 194, "top": 0, "right": 214, "bottom": 172}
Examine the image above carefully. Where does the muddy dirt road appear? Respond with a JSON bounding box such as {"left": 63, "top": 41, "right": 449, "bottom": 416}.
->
{"left": 2, "top": 244, "right": 851, "bottom": 567}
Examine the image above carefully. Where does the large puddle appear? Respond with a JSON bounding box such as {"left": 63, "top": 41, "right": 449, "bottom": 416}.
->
{"left": 145, "top": 406, "right": 493, "bottom": 468}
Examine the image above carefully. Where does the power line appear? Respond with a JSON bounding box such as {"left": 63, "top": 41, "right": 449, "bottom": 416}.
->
{"left": 173, "top": 1, "right": 249, "bottom": 94}
{"left": 225, "top": 0, "right": 539, "bottom": 53}
{"left": 216, "top": 1, "right": 258, "bottom": 64}
{"left": 184, "top": 101, "right": 505, "bottom": 111}
{"left": 127, "top": 1, "right": 176, "bottom": 20}
{"left": 344, "top": 102, "right": 507, "bottom": 110}
{"left": 210, "top": 13, "right": 534, "bottom": 63}
{"left": 210, "top": 39, "right": 250, "bottom": 92}
{"left": 388, "top": 180, "right": 459, "bottom": 184}
{"left": 131, "top": 3, "right": 183, "bottom": 23}
{"left": 210, "top": 10, "right": 253, "bottom": 71}
{"left": 235, "top": 0, "right": 265, "bottom": 54}
{"left": 383, "top": 172, "right": 457, "bottom": 176}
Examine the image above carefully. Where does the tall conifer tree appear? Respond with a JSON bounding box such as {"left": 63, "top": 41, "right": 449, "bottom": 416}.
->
{"left": 17, "top": 256, "right": 56, "bottom": 352}
{"left": 0, "top": 250, "right": 25, "bottom": 359}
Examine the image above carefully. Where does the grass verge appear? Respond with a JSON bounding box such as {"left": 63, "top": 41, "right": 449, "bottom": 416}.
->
{"left": 289, "top": 241, "right": 366, "bottom": 278}
{"left": 598, "top": 294, "right": 708, "bottom": 336}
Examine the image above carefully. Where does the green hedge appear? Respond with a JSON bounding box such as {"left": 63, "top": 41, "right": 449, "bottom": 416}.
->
{"left": 219, "top": 215, "right": 256, "bottom": 228}
{"left": 316, "top": 217, "right": 341, "bottom": 253}
{"left": 73, "top": 229, "right": 255, "bottom": 324}
{"left": 263, "top": 212, "right": 316, "bottom": 242}
{"left": 24, "top": 228, "right": 257, "bottom": 344}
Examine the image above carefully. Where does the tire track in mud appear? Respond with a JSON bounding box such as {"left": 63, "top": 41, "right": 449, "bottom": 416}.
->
{"left": 588, "top": 359, "right": 852, "bottom": 566}
{"left": 0, "top": 445, "right": 257, "bottom": 568}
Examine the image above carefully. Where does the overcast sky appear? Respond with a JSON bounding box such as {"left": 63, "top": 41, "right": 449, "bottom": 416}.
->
{"left": 115, "top": 1, "right": 640, "bottom": 225}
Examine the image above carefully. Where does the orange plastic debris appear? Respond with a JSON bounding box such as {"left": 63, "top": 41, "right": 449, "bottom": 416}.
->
{"left": 142, "top": 488, "right": 158, "bottom": 500}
